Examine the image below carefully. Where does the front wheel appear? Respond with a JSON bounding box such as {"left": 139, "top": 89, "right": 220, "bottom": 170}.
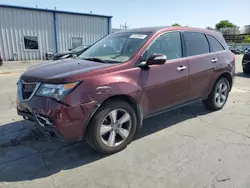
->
{"left": 203, "top": 77, "right": 230, "bottom": 111}
{"left": 85, "top": 100, "right": 137, "bottom": 154}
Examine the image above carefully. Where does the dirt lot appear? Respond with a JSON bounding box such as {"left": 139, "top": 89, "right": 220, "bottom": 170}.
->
{"left": 1, "top": 56, "right": 250, "bottom": 188}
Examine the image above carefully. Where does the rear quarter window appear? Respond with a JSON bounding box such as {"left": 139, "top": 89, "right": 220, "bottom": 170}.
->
{"left": 183, "top": 32, "right": 209, "bottom": 56}
{"left": 207, "top": 35, "right": 225, "bottom": 52}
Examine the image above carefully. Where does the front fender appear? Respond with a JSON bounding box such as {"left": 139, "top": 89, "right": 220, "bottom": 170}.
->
{"left": 81, "top": 81, "right": 143, "bottom": 137}
{"left": 66, "top": 68, "right": 143, "bottom": 106}
{"left": 65, "top": 68, "right": 144, "bottom": 136}
{"left": 88, "top": 81, "right": 142, "bottom": 104}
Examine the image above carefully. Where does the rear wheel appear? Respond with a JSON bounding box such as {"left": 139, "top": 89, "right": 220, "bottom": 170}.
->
{"left": 85, "top": 100, "right": 137, "bottom": 154}
{"left": 203, "top": 77, "right": 230, "bottom": 111}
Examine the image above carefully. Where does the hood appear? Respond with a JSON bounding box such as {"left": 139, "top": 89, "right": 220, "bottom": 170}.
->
{"left": 20, "top": 59, "right": 115, "bottom": 83}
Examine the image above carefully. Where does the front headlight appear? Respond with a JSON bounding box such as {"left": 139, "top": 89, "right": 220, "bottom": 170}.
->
{"left": 36, "top": 81, "right": 81, "bottom": 101}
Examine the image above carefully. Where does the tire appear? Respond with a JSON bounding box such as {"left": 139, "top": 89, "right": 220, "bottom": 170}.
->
{"left": 203, "top": 77, "right": 230, "bottom": 111}
{"left": 85, "top": 100, "right": 137, "bottom": 154}
{"left": 243, "top": 67, "right": 250, "bottom": 74}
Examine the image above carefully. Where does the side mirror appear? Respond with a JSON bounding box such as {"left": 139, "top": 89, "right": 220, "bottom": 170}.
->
{"left": 68, "top": 48, "right": 72, "bottom": 51}
{"left": 145, "top": 54, "right": 167, "bottom": 66}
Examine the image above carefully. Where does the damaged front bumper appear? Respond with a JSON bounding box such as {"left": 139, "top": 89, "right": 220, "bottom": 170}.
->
{"left": 18, "top": 110, "right": 65, "bottom": 141}
{"left": 16, "top": 95, "right": 98, "bottom": 141}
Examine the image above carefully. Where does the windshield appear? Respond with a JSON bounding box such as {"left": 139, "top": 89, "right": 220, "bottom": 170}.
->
{"left": 72, "top": 45, "right": 89, "bottom": 52}
{"left": 78, "top": 32, "right": 152, "bottom": 63}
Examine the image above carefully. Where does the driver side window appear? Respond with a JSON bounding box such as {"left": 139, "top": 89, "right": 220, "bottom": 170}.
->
{"left": 145, "top": 32, "right": 182, "bottom": 61}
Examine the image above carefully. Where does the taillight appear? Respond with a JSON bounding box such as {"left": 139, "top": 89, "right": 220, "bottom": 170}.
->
{"left": 232, "top": 53, "right": 236, "bottom": 61}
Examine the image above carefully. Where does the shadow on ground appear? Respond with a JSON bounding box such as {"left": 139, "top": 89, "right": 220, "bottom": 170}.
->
{"left": 0, "top": 102, "right": 211, "bottom": 182}
{"left": 235, "top": 72, "right": 250, "bottom": 78}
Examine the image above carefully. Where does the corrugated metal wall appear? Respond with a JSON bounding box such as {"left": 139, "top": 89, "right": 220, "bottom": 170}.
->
{"left": 0, "top": 7, "right": 55, "bottom": 60}
{"left": 0, "top": 6, "right": 110, "bottom": 61}
{"left": 245, "top": 25, "right": 250, "bottom": 34}
{"left": 57, "top": 13, "right": 108, "bottom": 52}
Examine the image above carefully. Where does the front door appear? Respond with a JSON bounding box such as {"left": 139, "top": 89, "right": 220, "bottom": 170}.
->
{"left": 140, "top": 31, "right": 190, "bottom": 115}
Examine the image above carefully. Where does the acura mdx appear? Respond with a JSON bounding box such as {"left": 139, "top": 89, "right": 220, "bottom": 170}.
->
{"left": 17, "top": 26, "right": 235, "bottom": 154}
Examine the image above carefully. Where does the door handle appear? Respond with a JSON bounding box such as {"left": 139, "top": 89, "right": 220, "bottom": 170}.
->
{"left": 177, "top": 65, "right": 187, "bottom": 72}
{"left": 211, "top": 58, "right": 218, "bottom": 63}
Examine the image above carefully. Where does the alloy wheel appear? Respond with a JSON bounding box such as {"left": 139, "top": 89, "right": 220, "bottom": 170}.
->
{"left": 214, "top": 82, "right": 228, "bottom": 107}
{"left": 100, "top": 109, "right": 132, "bottom": 147}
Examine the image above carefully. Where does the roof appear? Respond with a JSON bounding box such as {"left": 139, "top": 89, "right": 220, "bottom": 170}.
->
{"left": 114, "top": 26, "right": 222, "bottom": 36}
{"left": 114, "top": 26, "right": 168, "bottom": 33}
{"left": 0, "top": 4, "right": 112, "bottom": 18}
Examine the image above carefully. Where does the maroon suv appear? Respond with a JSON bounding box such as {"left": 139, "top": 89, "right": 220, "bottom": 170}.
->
{"left": 17, "top": 26, "right": 235, "bottom": 154}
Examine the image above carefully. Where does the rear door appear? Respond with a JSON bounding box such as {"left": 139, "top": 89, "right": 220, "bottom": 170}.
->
{"left": 141, "top": 31, "right": 190, "bottom": 115}
{"left": 206, "top": 34, "right": 227, "bottom": 65}
{"left": 183, "top": 31, "right": 218, "bottom": 99}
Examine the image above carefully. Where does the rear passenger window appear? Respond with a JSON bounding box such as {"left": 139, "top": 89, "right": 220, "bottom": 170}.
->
{"left": 207, "top": 35, "right": 225, "bottom": 52}
{"left": 183, "top": 32, "right": 209, "bottom": 56}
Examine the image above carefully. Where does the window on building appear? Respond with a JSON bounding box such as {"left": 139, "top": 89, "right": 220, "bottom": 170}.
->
{"left": 207, "top": 35, "right": 225, "bottom": 52}
{"left": 72, "top": 37, "right": 83, "bottom": 49}
{"left": 146, "top": 32, "right": 182, "bottom": 60}
{"left": 183, "top": 32, "right": 209, "bottom": 56}
{"left": 24, "top": 36, "right": 38, "bottom": 50}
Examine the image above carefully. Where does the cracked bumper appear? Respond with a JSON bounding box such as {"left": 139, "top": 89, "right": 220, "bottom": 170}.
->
{"left": 17, "top": 96, "right": 97, "bottom": 141}
{"left": 17, "top": 110, "right": 65, "bottom": 141}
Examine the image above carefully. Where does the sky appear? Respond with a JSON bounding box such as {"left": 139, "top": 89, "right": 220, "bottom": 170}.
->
{"left": 0, "top": 0, "right": 249, "bottom": 29}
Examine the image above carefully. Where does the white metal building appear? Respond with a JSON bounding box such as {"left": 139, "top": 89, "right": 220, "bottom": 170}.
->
{"left": 0, "top": 5, "right": 112, "bottom": 61}
{"left": 219, "top": 27, "right": 241, "bottom": 35}
{"left": 245, "top": 25, "right": 250, "bottom": 34}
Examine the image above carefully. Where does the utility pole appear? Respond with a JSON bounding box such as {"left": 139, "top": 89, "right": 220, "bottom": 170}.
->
{"left": 120, "top": 22, "right": 129, "bottom": 30}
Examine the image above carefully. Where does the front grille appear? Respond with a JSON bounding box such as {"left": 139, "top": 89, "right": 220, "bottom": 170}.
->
{"left": 17, "top": 80, "right": 40, "bottom": 101}
{"left": 22, "top": 83, "right": 36, "bottom": 99}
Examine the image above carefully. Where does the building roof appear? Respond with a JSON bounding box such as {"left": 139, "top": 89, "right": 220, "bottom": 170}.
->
{"left": 0, "top": 4, "right": 112, "bottom": 18}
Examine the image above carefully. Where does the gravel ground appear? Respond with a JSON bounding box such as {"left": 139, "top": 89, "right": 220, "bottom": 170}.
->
{"left": 1, "top": 55, "right": 250, "bottom": 188}
{"left": 0, "top": 60, "right": 48, "bottom": 74}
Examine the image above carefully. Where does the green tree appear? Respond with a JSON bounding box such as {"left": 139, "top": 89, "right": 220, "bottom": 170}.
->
{"left": 215, "top": 20, "right": 236, "bottom": 30}
{"left": 172, "top": 23, "right": 181, "bottom": 26}
{"left": 243, "top": 35, "right": 250, "bottom": 43}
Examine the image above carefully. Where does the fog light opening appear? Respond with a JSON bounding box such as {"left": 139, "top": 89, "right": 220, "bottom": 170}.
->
{"left": 35, "top": 114, "right": 53, "bottom": 127}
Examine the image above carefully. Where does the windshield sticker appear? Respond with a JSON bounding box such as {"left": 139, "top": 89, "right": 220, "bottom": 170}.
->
{"left": 129, "top": 34, "right": 148, "bottom": 39}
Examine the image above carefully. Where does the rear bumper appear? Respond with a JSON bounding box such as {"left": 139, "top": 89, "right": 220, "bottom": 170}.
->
{"left": 17, "top": 96, "right": 97, "bottom": 141}
{"left": 242, "top": 60, "right": 250, "bottom": 69}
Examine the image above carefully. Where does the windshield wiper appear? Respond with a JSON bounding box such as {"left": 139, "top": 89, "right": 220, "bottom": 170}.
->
{"left": 83, "top": 57, "right": 108, "bottom": 64}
